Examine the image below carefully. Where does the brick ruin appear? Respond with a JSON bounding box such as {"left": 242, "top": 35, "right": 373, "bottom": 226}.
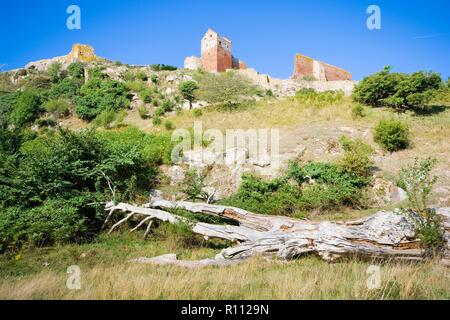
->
{"left": 26, "top": 44, "right": 96, "bottom": 71}
{"left": 184, "top": 29, "right": 247, "bottom": 72}
{"left": 185, "top": 29, "right": 351, "bottom": 82}
{"left": 292, "top": 54, "right": 352, "bottom": 81}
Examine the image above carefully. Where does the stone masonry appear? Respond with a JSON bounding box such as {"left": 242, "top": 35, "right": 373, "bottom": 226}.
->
{"left": 184, "top": 29, "right": 247, "bottom": 72}
{"left": 293, "top": 54, "right": 352, "bottom": 81}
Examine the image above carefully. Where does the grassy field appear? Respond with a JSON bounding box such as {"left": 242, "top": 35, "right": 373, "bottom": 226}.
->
{"left": 0, "top": 231, "right": 449, "bottom": 300}
{"left": 2, "top": 87, "right": 449, "bottom": 300}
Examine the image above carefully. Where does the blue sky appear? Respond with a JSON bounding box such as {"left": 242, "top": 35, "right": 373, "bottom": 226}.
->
{"left": 1, "top": 0, "right": 449, "bottom": 80}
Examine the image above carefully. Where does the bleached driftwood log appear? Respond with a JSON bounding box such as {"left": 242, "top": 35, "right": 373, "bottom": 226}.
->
{"left": 104, "top": 201, "right": 450, "bottom": 267}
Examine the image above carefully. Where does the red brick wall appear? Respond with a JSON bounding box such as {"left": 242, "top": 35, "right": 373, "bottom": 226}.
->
{"left": 217, "top": 46, "right": 232, "bottom": 72}
{"left": 293, "top": 54, "right": 314, "bottom": 80}
{"left": 201, "top": 48, "right": 218, "bottom": 72}
{"left": 322, "top": 64, "right": 352, "bottom": 81}
{"left": 293, "top": 54, "right": 352, "bottom": 81}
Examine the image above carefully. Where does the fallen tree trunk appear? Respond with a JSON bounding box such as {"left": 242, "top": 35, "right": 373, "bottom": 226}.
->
{"left": 104, "top": 201, "right": 450, "bottom": 267}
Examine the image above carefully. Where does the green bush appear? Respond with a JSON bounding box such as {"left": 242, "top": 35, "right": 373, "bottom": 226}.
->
{"left": 353, "top": 66, "right": 442, "bottom": 110}
{"left": 0, "top": 127, "right": 172, "bottom": 251}
{"left": 43, "top": 99, "right": 71, "bottom": 117}
{"left": 67, "top": 62, "right": 85, "bottom": 80}
{"left": 193, "top": 109, "right": 203, "bottom": 117}
{"left": 373, "top": 118, "right": 410, "bottom": 152}
{"left": 150, "top": 74, "right": 159, "bottom": 84}
{"left": 164, "top": 120, "right": 175, "bottom": 130}
{"left": 179, "top": 81, "right": 199, "bottom": 107}
{"left": 10, "top": 90, "right": 41, "bottom": 127}
{"left": 152, "top": 116, "right": 162, "bottom": 126}
{"left": 398, "top": 157, "right": 437, "bottom": 214}
{"left": 352, "top": 104, "right": 365, "bottom": 119}
{"left": 139, "top": 88, "right": 153, "bottom": 103}
{"left": 136, "top": 71, "right": 148, "bottom": 82}
{"left": 49, "top": 77, "right": 83, "bottom": 100}
{"left": 150, "top": 64, "right": 177, "bottom": 71}
{"left": 92, "top": 109, "right": 126, "bottom": 129}
{"left": 222, "top": 160, "right": 369, "bottom": 215}
{"left": 195, "top": 71, "right": 259, "bottom": 110}
{"left": 397, "top": 158, "right": 443, "bottom": 250}
{"left": 47, "top": 62, "right": 62, "bottom": 83}
{"left": 221, "top": 174, "right": 303, "bottom": 216}
{"left": 182, "top": 169, "right": 207, "bottom": 201}
{"left": 338, "top": 136, "right": 373, "bottom": 177}
{"left": 75, "top": 78, "right": 130, "bottom": 120}
{"left": 295, "top": 89, "right": 344, "bottom": 108}
{"left": 138, "top": 105, "right": 148, "bottom": 119}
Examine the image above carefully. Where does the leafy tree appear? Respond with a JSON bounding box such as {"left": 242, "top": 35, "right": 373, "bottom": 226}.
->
{"left": 195, "top": 71, "right": 259, "bottom": 109}
{"left": 179, "top": 81, "right": 199, "bottom": 109}
{"left": 353, "top": 66, "right": 442, "bottom": 110}
{"left": 10, "top": 90, "right": 41, "bottom": 127}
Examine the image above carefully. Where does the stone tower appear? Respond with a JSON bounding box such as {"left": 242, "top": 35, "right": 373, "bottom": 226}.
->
{"left": 201, "top": 29, "right": 233, "bottom": 73}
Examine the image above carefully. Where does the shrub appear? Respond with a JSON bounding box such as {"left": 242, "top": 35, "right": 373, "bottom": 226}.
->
{"left": 49, "top": 77, "right": 83, "bottom": 100}
{"left": 373, "top": 118, "right": 410, "bottom": 152}
{"left": 138, "top": 105, "right": 148, "bottom": 119}
{"left": 67, "top": 62, "right": 85, "bottom": 80}
{"left": 92, "top": 109, "right": 125, "bottom": 129}
{"left": 181, "top": 169, "right": 208, "bottom": 201}
{"left": 398, "top": 157, "right": 437, "bottom": 214}
{"left": 10, "top": 90, "right": 41, "bottom": 127}
{"left": 47, "top": 62, "right": 62, "bottom": 83}
{"left": 221, "top": 174, "right": 302, "bottom": 216}
{"left": 0, "top": 199, "right": 87, "bottom": 251}
{"left": 0, "top": 127, "right": 170, "bottom": 251}
{"left": 338, "top": 136, "right": 373, "bottom": 177}
{"left": 295, "top": 89, "right": 344, "bottom": 108}
{"left": 179, "top": 81, "right": 199, "bottom": 108}
{"left": 193, "top": 109, "right": 203, "bottom": 117}
{"left": 353, "top": 66, "right": 442, "bottom": 110}
{"left": 152, "top": 116, "right": 162, "bottom": 126}
{"left": 43, "top": 99, "right": 71, "bottom": 118}
{"left": 296, "top": 162, "right": 368, "bottom": 211}
{"left": 136, "top": 71, "right": 148, "bottom": 82}
{"left": 139, "top": 88, "right": 153, "bottom": 103}
{"left": 195, "top": 71, "right": 259, "bottom": 110}
{"left": 75, "top": 78, "right": 130, "bottom": 120}
{"left": 164, "top": 120, "right": 175, "bottom": 130}
{"left": 397, "top": 158, "right": 443, "bottom": 250}
{"left": 352, "top": 104, "right": 365, "bottom": 118}
{"left": 150, "top": 64, "right": 177, "bottom": 71}
{"left": 150, "top": 74, "right": 159, "bottom": 84}
{"left": 124, "top": 80, "right": 146, "bottom": 92}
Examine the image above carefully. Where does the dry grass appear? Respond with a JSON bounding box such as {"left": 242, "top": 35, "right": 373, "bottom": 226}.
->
{"left": 0, "top": 232, "right": 448, "bottom": 300}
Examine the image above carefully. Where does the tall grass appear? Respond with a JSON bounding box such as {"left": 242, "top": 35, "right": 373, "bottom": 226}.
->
{"left": 0, "top": 233, "right": 448, "bottom": 300}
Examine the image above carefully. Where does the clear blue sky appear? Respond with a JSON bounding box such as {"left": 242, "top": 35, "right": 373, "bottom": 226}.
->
{"left": 1, "top": 0, "right": 449, "bottom": 80}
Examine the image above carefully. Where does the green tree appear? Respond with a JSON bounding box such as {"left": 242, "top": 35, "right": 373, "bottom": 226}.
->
{"left": 10, "top": 90, "right": 41, "bottom": 127}
{"left": 179, "top": 81, "right": 199, "bottom": 109}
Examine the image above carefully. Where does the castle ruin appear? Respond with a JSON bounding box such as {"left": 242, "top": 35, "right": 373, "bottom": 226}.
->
{"left": 292, "top": 54, "right": 352, "bottom": 81}
{"left": 184, "top": 29, "right": 247, "bottom": 72}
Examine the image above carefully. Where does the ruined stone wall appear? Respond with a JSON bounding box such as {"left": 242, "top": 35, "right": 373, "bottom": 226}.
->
{"left": 321, "top": 63, "right": 352, "bottom": 81}
{"left": 293, "top": 54, "right": 351, "bottom": 81}
{"left": 201, "top": 29, "right": 233, "bottom": 72}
